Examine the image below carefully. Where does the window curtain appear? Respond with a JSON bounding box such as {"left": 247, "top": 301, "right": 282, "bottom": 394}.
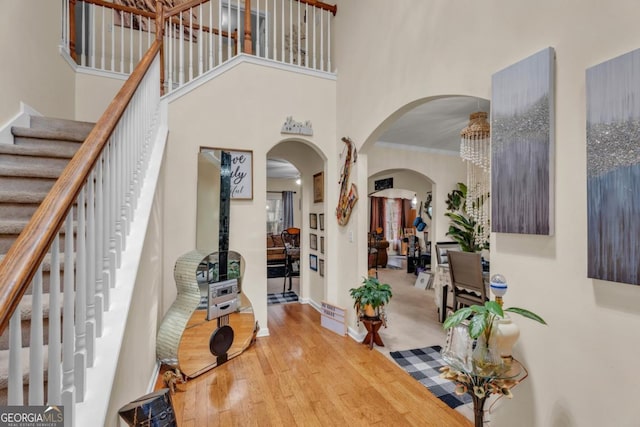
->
{"left": 282, "top": 191, "right": 294, "bottom": 229}
{"left": 401, "top": 198, "right": 412, "bottom": 231}
{"left": 369, "top": 196, "right": 386, "bottom": 235}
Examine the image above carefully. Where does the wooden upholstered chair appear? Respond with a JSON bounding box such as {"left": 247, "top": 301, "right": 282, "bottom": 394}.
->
{"left": 447, "top": 250, "right": 488, "bottom": 310}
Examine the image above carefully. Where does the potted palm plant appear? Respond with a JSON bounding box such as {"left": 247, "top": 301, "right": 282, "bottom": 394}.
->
{"left": 349, "top": 276, "right": 393, "bottom": 324}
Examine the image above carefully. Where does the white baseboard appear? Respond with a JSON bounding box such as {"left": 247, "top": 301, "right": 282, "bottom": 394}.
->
{"left": 0, "top": 102, "right": 41, "bottom": 144}
{"left": 257, "top": 327, "right": 270, "bottom": 338}
{"left": 347, "top": 325, "right": 366, "bottom": 342}
{"left": 147, "top": 361, "right": 161, "bottom": 393}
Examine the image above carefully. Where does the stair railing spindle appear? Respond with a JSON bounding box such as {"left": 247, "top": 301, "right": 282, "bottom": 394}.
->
{"left": 120, "top": 7, "right": 124, "bottom": 72}
{"left": 111, "top": 8, "right": 115, "bottom": 71}
{"left": 74, "top": 188, "right": 87, "bottom": 402}
{"left": 28, "top": 265, "right": 44, "bottom": 405}
{"left": 101, "top": 6, "right": 105, "bottom": 69}
{"left": 86, "top": 171, "right": 97, "bottom": 367}
{"left": 48, "top": 236, "right": 62, "bottom": 405}
{"left": 91, "top": 3, "right": 96, "bottom": 68}
{"left": 95, "top": 153, "right": 106, "bottom": 317}
{"left": 189, "top": 8, "right": 193, "bottom": 81}
{"left": 8, "top": 307, "right": 23, "bottom": 405}
{"left": 179, "top": 11, "right": 184, "bottom": 85}
{"left": 327, "top": 8, "right": 331, "bottom": 72}
{"left": 62, "top": 213, "right": 76, "bottom": 425}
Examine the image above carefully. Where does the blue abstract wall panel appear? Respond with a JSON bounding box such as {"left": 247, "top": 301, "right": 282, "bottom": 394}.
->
{"left": 587, "top": 48, "right": 640, "bottom": 285}
{"left": 491, "top": 47, "right": 555, "bottom": 235}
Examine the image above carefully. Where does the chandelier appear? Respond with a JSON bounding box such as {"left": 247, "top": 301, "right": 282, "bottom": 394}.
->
{"left": 460, "top": 111, "right": 491, "bottom": 248}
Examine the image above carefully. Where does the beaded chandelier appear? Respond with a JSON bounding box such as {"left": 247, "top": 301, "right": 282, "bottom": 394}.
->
{"left": 460, "top": 112, "right": 491, "bottom": 248}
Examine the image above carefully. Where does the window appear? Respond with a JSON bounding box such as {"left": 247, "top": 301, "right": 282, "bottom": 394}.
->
{"left": 267, "top": 194, "right": 283, "bottom": 235}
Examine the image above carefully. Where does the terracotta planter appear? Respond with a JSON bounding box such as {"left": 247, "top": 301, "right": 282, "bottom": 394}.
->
{"left": 363, "top": 304, "right": 377, "bottom": 318}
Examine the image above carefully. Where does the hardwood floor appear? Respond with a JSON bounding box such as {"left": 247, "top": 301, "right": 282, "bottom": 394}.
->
{"left": 155, "top": 303, "right": 471, "bottom": 426}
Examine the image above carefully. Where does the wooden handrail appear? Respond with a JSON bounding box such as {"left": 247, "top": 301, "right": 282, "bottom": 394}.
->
{"left": 82, "top": 0, "right": 156, "bottom": 19}
{"left": 0, "top": 41, "right": 162, "bottom": 335}
{"left": 166, "top": 0, "right": 336, "bottom": 19}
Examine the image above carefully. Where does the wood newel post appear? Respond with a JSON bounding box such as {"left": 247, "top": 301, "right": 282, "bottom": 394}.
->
{"left": 243, "top": 0, "right": 252, "bottom": 54}
{"left": 69, "top": 0, "right": 77, "bottom": 62}
{"left": 156, "top": 1, "right": 165, "bottom": 95}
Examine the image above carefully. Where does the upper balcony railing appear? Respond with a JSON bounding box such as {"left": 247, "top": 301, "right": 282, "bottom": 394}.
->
{"left": 62, "top": 0, "right": 337, "bottom": 94}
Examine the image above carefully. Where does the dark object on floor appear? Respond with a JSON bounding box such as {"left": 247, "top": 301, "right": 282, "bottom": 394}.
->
{"left": 118, "top": 388, "right": 177, "bottom": 426}
{"left": 162, "top": 368, "right": 186, "bottom": 394}
{"left": 267, "top": 291, "right": 299, "bottom": 305}
{"left": 267, "top": 265, "right": 286, "bottom": 278}
{"left": 390, "top": 345, "right": 472, "bottom": 409}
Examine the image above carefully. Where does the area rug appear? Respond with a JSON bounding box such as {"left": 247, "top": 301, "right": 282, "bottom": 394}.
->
{"left": 267, "top": 291, "right": 299, "bottom": 305}
{"left": 390, "top": 345, "right": 472, "bottom": 409}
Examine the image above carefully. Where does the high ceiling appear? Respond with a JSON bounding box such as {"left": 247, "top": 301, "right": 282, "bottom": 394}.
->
{"left": 267, "top": 96, "right": 490, "bottom": 178}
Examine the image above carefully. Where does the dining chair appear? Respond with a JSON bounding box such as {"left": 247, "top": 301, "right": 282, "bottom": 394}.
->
{"left": 447, "top": 250, "right": 488, "bottom": 310}
{"left": 281, "top": 228, "right": 301, "bottom": 293}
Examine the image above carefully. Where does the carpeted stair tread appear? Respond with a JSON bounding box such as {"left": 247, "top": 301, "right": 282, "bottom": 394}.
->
{"left": 11, "top": 126, "right": 89, "bottom": 144}
{"left": 30, "top": 116, "right": 95, "bottom": 136}
{"left": 0, "top": 159, "right": 67, "bottom": 179}
{"left": 0, "top": 345, "right": 50, "bottom": 390}
{"left": 0, "top": 141, "right": 77, "bottom": 159}
{"left": 0, "top": 189, "right": 48, "bottom": 204}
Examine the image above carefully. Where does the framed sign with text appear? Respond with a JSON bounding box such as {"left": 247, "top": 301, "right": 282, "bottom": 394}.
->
{"left": 199, "top": 147, "right": 253, "bottom": 199}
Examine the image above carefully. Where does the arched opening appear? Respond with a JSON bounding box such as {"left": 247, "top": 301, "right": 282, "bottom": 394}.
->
{"left": 266, "top": 139, "right": 327, "bottom": 311}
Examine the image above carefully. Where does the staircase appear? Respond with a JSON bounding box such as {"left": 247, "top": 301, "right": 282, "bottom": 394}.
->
{"left": 0, "top": 116, "right": 93, "bottom": 404}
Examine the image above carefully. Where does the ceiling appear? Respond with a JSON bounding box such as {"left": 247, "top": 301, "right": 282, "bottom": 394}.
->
{"left": 267, "top": 96, "right": 490, "bottom": 178}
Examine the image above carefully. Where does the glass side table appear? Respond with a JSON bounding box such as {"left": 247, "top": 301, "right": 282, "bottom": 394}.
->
{"left": 441, "top": 353, "right": 526, "bottom": 427}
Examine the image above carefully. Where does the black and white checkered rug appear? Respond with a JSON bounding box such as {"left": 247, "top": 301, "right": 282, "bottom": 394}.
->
{"left": 390, "top": 345, "right": 472, "bottom": 409}
{"left": 267, "top": 291, "right": 299, "bottom": 305}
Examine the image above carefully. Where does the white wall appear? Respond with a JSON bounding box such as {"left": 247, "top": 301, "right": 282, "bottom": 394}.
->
{"left": 0, "top": 1, "right": 75, "bottom": 123}
{"left": 163, "top": 60, "right": 336, "bottom": 334}
{"left": 334, "top": 1, "right": 640, "bottom": 426}
{"left": 75, "top": 71, "right": 126, "bottom": 122}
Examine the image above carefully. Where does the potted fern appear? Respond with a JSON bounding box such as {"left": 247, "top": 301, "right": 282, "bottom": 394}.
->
{"left": 349, "top": 276, "right": 393, "bottom": 324}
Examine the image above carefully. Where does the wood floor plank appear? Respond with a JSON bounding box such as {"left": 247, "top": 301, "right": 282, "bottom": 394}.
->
{"left": 155, "top": 303, "right": 471, "bottom": 426}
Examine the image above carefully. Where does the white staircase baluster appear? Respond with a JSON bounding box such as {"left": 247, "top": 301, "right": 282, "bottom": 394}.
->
{"left": 129, "top": 12, "right": 134, "bottom": 73}
{"left": 271, "top": 0, "right": 275, "bottom": 60}
{"left": 75, "top": 188, "right": 87, "bottom": 402}
{"left": 297, "top": 1, "right": 300, "bottom": 65}
{"left": 95, "top": 153, "right": 107, "bottom": 316}
{"left": 198, "top": 5, "right": 203, "bottom": 76}
{"left": 120, "top": 8, "right": 124, "bottom": 72}
{"left": 208, "top": 2, "right": 213, "bottom": 70}
{"left": 139, "top": 12, "right": 143, "bottom": 66}
{"left": 62, "top": 213, "right": 76, "bottom": 426}
{"left": 81, "top": 3, "right": 86, "bottom": 66}
{"left": 218, "top": 0, "right": 223, "bottom": 66}
{"left": 179, "top": 12, "right": 184, "bottom": 86}
{"left": 101, "top": 6, "right": 105, "bottom": 69}
{"left": 91, "top": 4, "right": 95, "bottom": 68}
{"left": 189, "top": 8, "right": 194, "bottom": 81}
{"left": 29, "top": 265, "right": 44, "bottom": 405}
{"left": 256, "top": 0, "right": 261, "bottom": 57}
{"left": 288, "top": 0, "right": 292, "bottom": 64}
{"left": 327, "top": 10, "right": 331, "bottom": 72}
{"left": 48, "top": 235, "right": 62, "bottom": 405}
{"left": 111, "top": 9, "right": 115, "bottom": 71}
{"left": 320, "top": 8, "right": 323, "bottom": 71}
{"left": 167, "top": 21, "right": 173, "bottom": 92}
{"left": 8, "top": 307, "right": 23, "bottom": 405}
{"left": 107, "top": 139, "right": 117, "bottom": 289}
{"left": 280, "top": 0, "right": 284, "bottom": 62}
{"left": 304, "top": 3, "right": 308, "bottom": 67}
{"left": 236, "top": 0, "right": 240, "bottom": 55}
{"left": 312, "top": 6, "right": 316, "bottom": 69}
{"left": 86, "top": 171, "right": 96, "bottom": 367}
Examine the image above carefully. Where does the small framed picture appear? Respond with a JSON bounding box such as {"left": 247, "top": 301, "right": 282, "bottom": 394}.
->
{"left": 310, "top": 233, "right": 318, "bottom": 250}
{"left": 313, "top": 172, "right": 324, "bottom": 203}
{"left": 320, "top": 236, "right": 325, "bottom": 254}
{"left": 310, "top": 213, "right": 318, "bottom": 229}
{"left": 319, "top": 259, "right": 325, "bottom": 277}
{"left": 310, "top": 254, "right": 318, "bottom": 271}
{"left": 319, "top": 213, "right": 324, "bottom": 230}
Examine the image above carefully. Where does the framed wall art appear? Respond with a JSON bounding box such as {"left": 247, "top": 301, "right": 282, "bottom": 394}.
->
{"left": 309, "top": 213, "right": 318, "bottom": 229}
{"left": 319, "top": 213, "right": 324, "bottom": 230}
{"left": 319, "top": 259, "right": 325, "bottom": 277}
{"left": 491, "top": 47, "right": 555, "bottom": 235}
{"left": 310, "top": 254, "right": 318, "bottom": 271}
{"left": 586, "top": 48, "right": 640, "bottom": 285}
{"left": 313, "top": 172, "right": 324, "bottom": 203}
{"left": 310, "top": 233, "right": 318, "bottom": 250}
{"left": 201, "top": 147, "right": 253, "bottom": 199}
{"left": 320, "top": 236, "right": 324, "bottom": 254}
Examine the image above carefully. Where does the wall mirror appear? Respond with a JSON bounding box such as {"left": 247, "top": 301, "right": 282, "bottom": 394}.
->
{"left": 156, "top": 149, "right": 256, "bottom": 378}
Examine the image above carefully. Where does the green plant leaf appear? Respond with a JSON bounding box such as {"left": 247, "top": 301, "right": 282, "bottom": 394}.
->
{"left": 443, "top": 307, "right": 473, "bottom": 329}
{"left": 484, "top": 301, "right": 504, "bottom": 318}
{"left": 468, "top": 312, "right": 488, "bottom": 338}
{"left": 505, "top": 307, "right": 547, "bottom": 325}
